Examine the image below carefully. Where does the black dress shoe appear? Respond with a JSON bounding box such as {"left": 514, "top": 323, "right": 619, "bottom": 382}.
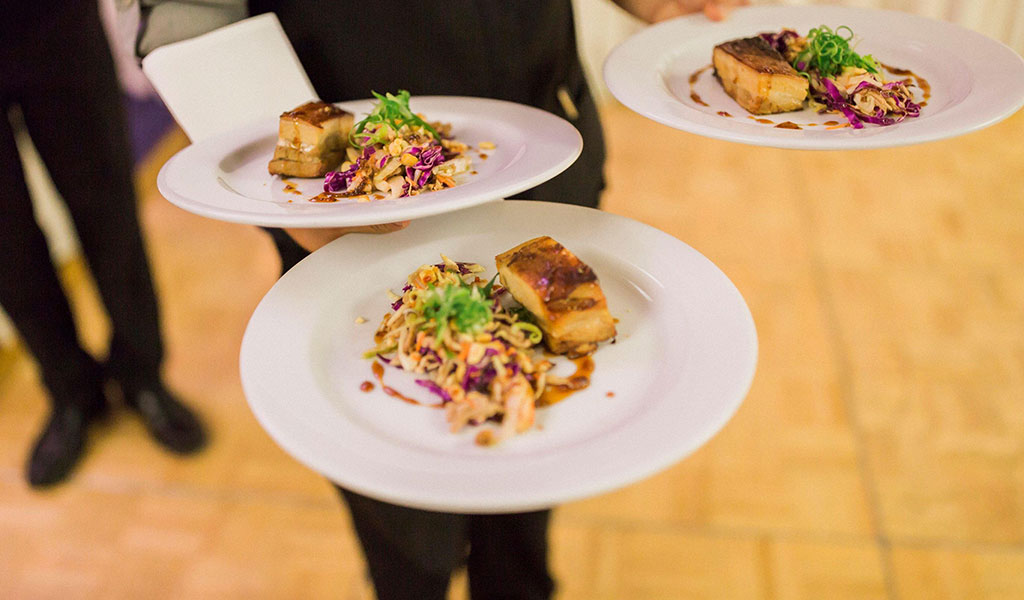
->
{"left": 27, "top": 396, "right": 107, "bottom": 488}
{"left": 121, "top": 382, "right": 207, "bottom": 454}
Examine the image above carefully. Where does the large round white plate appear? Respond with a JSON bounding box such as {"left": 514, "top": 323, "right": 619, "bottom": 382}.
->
{"left": 156, "top": 97, "right": 582, "bottom": 227}
{"left": 604, "top": 5, "right": 1024, "bottom": 150}
{"left": 239, "top": 201, "right": 757, "bottom": 513}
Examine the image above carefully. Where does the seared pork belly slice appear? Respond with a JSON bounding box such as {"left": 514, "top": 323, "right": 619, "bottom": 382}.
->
{"left": 495, "top": 236, "right": 616, "bottom": 357}
{"left": 268, "top": 101, "right": 354, "bottom": 177}
{"left": 713, "top": 37, "right": 808, "bottom": 115}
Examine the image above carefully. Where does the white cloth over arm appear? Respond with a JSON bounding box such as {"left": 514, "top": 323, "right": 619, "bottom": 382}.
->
{"left": 138, "top": 6, "right": 317, "bottom": 142}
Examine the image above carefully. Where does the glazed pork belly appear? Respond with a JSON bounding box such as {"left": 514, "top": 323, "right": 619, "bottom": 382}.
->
{"left": 495, "top": 236, "right": 616, "bottom": 357}
{"left": 268, "top": 101, "right": 354, "bottom": 178}
{"left": 713, "top": 37, "right": 809, "bottom": 114}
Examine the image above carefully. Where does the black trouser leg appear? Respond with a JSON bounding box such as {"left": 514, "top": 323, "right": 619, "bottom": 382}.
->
{"left": 0, "top": 108, "right": 102, "bottom": 406}
{"left": 16, "top": 5, "right": 163, "bottom": 389}
{"left": 337, "top": 487, "right": 555, "bottom": 600}
{"left": 338, "top": 488, "right": 467, "bottom": 600}
{"left": 467, "top": 510, "right": 555, "bottom": 600}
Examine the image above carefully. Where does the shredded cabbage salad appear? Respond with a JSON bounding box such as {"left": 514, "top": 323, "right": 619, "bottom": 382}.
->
{"left": 366, "top": 256, "right": 572, "bottom": 446}
{"left": 760, "top": 25, "right": 921, "bottom": 128}
{"left": 323, "top": 91, "right": 471, "bottom": 199}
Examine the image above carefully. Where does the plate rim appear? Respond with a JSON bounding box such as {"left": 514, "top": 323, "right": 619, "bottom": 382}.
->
{"left": 603, "top": 4, "right": 1024, "bottom": 150}
{"left": 157, "top": 96, "right": 583, "bottom": 227}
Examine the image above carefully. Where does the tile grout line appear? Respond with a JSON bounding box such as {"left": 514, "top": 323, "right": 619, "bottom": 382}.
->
{"left": 0, "top": 465, "right": 343, "bottom": 514}
{"left": 788, "top": 158, "right": 900, "bottom": 600}
{"left": 555, "top": 511, "right": 1024, "bottom": 554}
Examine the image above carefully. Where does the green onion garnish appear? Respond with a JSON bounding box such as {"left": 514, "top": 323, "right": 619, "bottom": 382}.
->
{"left": 793, "top": 25, "right": 880, "bottom": 77}
{"left": 418, "top": 283, "right": 493, "bottom": 339}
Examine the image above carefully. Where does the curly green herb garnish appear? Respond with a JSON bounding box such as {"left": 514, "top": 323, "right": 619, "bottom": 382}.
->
{"left": 418, "top": 282, "right": 494, "bottom": 339}
{"left": 350, "top": 90, "right": 441, "bottom": 148}
{"left": 792, "top": 25, "right": 880, "bottom": 77}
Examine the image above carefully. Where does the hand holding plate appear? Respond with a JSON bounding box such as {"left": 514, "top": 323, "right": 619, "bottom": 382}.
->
{"left": 284, "top": 222, "right": 410, "bottom": 253}
{"left": 620, "top": 0, "right": 749, "bottom": 23}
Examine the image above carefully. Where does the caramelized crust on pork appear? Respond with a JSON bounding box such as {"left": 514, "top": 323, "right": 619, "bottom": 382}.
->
{"left": 268, "top": 101, "right": 354, "bottom": 178}
{"left": 713, "top": 37, "right": 808, "bottom": 114}
{"left": 495, "top": 237, "right": 616, "bottom": 356}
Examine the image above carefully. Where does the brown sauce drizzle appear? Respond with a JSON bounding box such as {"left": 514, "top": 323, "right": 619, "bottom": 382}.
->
{"left": 538, "top": 356, "right": 594, "bottom": 407}
{"left": 717, "top": 111, "right": 732, "bottom": 117}
{"left": 688, "top": 65, "right": 715, "bottom": 107}
{"left": 479, "top": 153, "right": 489, "bottom": 160}
{"left": 775, "top": 121, "right": 801, "bottom": 130}
{"left": 826, "top": 123, "right": 851, "bottom": 130}
{"left": 360, "top": 381, "right": 375, "bottom": 392}
{"left": 882, "top": 62, "right": 930, "bottom": 106}
{"left": 748, "top": 116, "right": 774, "bottom": 125}
{"left": 281, "top": 178, "right": 303, "bottom": 196}
{"left": 824, "top": 121, "right": 840, "bottom": 126}
{"left": 370, "top": 361, "right": 443, "bottom": 408}
{"left": 689, "top": 64, "right": 712, "bottom": 85}
{"left": 311, "top": 192, "right": 340, "bottom": 203}
{"left": 606, "top": 391, "right": 615, "bottom": 398}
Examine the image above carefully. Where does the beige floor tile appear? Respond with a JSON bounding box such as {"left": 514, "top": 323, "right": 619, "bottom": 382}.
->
{"left": 551, "top": 520, "right": 764, "bottom": 600}
{"left": 770, "top": 539, "right": 888, "bottom": 600}
{"left": 892, "top": 545, "right": 1024, "bottom": 600}
{"left": 782, "top": 111, "right": 1024, "bottom": 545}
{"left": 0, "top": 478, "right": 360, "bottom": 600}
{"left": 822, "top": 264, "right": 1024, "bottom": 543}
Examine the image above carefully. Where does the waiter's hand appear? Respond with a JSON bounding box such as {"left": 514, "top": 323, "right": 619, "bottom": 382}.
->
{"left": 284, "top": 221, "right": 410, "bottom": 253}
{"left": 615, "top": 0, "right": 748, "bottom": 23}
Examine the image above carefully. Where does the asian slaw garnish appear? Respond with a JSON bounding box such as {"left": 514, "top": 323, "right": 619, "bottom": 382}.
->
{"left": 365, "top": 256, "right": 556, "bottom": 446}
{"left": 323, "top": 90, "right": 471, "bottom": 199}
{"left": 761, "top": 25, "right": 921, "bottom": 128}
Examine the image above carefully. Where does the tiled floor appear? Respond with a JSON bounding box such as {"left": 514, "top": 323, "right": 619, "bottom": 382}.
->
{"left": 1, "top": 104, "right": 1022, "bottom": 599}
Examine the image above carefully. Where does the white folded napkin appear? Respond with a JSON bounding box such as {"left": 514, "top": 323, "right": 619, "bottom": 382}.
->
{"left": 142, "top": 12, "right": 317, "bottom": 142}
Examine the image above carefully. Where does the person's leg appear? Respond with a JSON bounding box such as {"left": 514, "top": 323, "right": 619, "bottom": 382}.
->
{"left": 337, "top": 487, "right": 468, "bottom": 600}
{"left": 0, "top": 107, "right": 105, "bottom": 407}
{"left": 19, "top": 5, "right": 162, "bottom": 389}
{"left": 17, "top": 2, "right": 204, "bottom": 454}
{"left": 0, "top": 103, "right": 108, "bottom": 486}
{"left": 466, "top": 510, "right": 556, "bottom": 600}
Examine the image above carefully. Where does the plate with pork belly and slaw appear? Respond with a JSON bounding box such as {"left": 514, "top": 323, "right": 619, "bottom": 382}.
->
{"left": 604, "top": 5, "right": 1024, "bottom": 150}
{"left": 157, "top": 94, "right": 582, "bottom": 227}
{"left": 239, "top": 201, "right": 758, "bottom": 513}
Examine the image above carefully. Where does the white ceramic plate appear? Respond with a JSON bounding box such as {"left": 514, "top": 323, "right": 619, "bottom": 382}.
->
{"left": 239, "top": 201, "right": 757, "bottom": 513}
{"left": 156, "top": 97, "right": 582, "bottom": 227}
{"left": 604, "top": 5, "right": 1024, "bottom": 150}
